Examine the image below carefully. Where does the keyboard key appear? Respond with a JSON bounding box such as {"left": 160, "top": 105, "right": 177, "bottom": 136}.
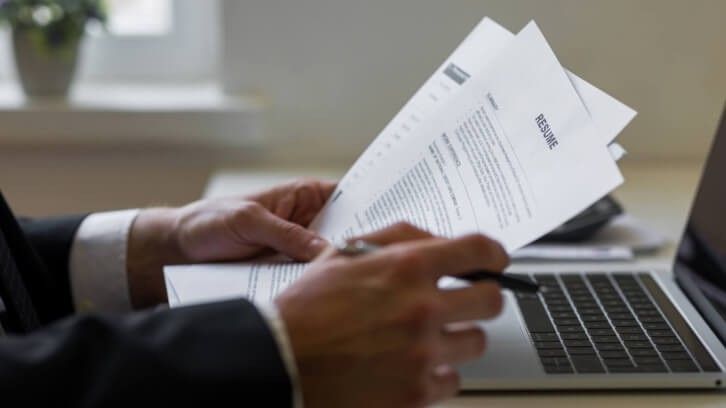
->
{"left": 600, "top": 350, "right": 629, "bottom": 359}
{"left": 581, "top": 315, "right": 607, "bottom": 322}
{"left": 585, "top": 322, "right": 611, "bottom": 329}
{"left": 624, "top": 341, "right": 653, "bottom": 349}
{"left": 657, "top": 344, "right": 686, "bottom": 352}
{"left": 555, "top": 318, "right": 581, "bottom": 326}
{"left": 647, "top": 330, "right": 674, "bottom": 337}
{"left": 661, "top": 351, "right": 691, "bottom": 360}
{"left": 634, "top": 356, "right": 664, "bottom": 365}
{"left": 596, "top": 343, "right": 625, "bottom": 351}
{"left": 591, "top": 336, "right": 620, "bottom": 343}
{"left": 634, "top": 309, "right": 660, "bottom": 316}
{"left": 643, "top": 322, "right": 670, "bottom": 330}
{"left": 535, "top": 341, "right": 563, "bottom": 349}
{"left": 518, "top": 298, "right": 556, "bottom": 333}
{"left": 665, "top": 360, "right": 699, "bottom": 372}
{"left": 560, "top": 332, "right": 588, "bottom": 340}
{"left": 538, "top": 349, "right": 567, "bottom": 357}
{"left": 629, "top": 348, "right": 659, "bottom": 357}
{"left": 550, "top": 311, "right": 577, "bottom": 320}
{"left": 639, "top": 316, "right": 666, "bottom": 324}
{"left": 617, "top": 327, "right": 645, "bottom": 334}
{"left": 588, "top": 328, "right": 615, "bottom": 336}
{"left": 578, "top": 308, "right": 603, "bottom": 315}
{"left": 609, "top": 313, "right": 635, "bottom": 320}
{"left": 559, "top": 326, "right": 585, "bottom": 333}
{"left": 612, "top": 320, "right": 639, "bottom": 327}
{"left": 549, "top": 305, "right": 574, "bottom": 313}
{"left": 564, "top": 340, "right": 592, "bottom": 348}
{"left": 571, "top": 356, "right": 605, "bottom": 373}
{"left": 619, "top": 333, "right": 648, "bottom": 342}
{"left": 604, "top": 359, "right": 634, "bottom": 368}
{"left": 613, "top": 274, "right": 638, "bottom": 283}
{"left": 605, "top": 307, "right": 632, "bottom": 314}
{"left": 652, "top": 337, "right": 681, "bottom": 345}
{"left": 516, "top": 293, "right": 539, "bottom": 300}
{"left": 532, "top": 333, "right": 559, "bottom": 341}
{"left": 541, "top": 357, "right": 571, "bottom": 366}
{"left": 598, "top": 294, "right": 621, "bottom": 302}
{"left": 568, "top": 347, "right": 597, "bottom": 355}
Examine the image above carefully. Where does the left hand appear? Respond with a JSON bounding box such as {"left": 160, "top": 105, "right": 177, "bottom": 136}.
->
{"left": 126, "top": 178, "right": 337, "bottom": 308}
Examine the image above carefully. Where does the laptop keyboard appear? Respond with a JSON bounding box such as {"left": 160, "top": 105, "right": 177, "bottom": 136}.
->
{"left": 515, "top": 273, "right": 719, "bottom": 374}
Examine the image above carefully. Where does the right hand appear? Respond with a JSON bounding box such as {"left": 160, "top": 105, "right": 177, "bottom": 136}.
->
{"left": 275, "top": 223, "right": 509, "bottom": 407}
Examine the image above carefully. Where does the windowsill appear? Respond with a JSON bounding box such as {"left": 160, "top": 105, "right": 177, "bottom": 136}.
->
{"left": 0, "top": 81, "right": 266, "bottom": 148}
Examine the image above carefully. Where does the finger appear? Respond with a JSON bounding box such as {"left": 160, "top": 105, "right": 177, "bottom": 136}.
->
{"left": 438, "top": 325, "right": 487, "bottom": 365}
{"left": 273, "top": 191, "right": 297, "bottom": 220}
{"left": 373, "top": 233, "right": 509, "bottom": 279}
{"left": 281, "top": 180, "right": 336, "bottom": 226}
{"left": 426, "top": 364, "right": 460, "bottom": 405}
{"left": 317, "top": 180, "right": 337, "bottom": 201}
{"left": 250, "top": 207, "right": 328, "bottom": 261}
{"left": 352, "top": 222, "right": 435, "bottom": 246}
{"left": 439, "top": 282, "right": 504, "bottom": 322}
{"left": 292, "top": 184, "right": 327, "bottom": 225}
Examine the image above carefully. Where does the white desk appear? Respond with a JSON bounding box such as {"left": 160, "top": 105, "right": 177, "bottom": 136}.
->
{"left": 205, "top": 161, "right": 726, "bottom": 407}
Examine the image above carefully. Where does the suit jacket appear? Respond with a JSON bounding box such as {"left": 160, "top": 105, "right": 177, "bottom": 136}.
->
{"left": 0, "top": 193, "right": 292, "bottom": 406}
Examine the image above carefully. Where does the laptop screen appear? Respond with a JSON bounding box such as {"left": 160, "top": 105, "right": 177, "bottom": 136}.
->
{"left": 674, "top": 104, "right": 726, "bottom": 345}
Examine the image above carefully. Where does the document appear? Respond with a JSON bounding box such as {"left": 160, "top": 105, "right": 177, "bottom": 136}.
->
{"left": 333, "top": 17, "right": 634, "bottom": 206}
{"left": 312, "top": 22, "right": 622, "bottom": 250}
{"left": 166, "top": 263, "right": 307, "bottom": 307}
{"left": 165, "top": 20, "right": 633, "bottom": 307}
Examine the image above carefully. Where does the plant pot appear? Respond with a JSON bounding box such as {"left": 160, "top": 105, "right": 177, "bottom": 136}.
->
{"left": 11, "top": 28, "right": 82, "bottom": 98}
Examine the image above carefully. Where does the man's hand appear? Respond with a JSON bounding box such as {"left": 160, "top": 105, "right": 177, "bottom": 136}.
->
{"left": 127, "top": 179, "right": 336, "bottom": 308}
{"left": 276, "top": 222, "right": 508, "bottom": 408}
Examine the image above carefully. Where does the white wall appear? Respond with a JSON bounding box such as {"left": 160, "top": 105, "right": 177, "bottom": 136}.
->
{"left": 222, "top": 0, "right": 726, "bottom": 164}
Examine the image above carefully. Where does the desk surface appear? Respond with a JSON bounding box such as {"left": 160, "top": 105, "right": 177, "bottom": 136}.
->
{"left": 205, "top": 161, "right": 726, "bottom": 407}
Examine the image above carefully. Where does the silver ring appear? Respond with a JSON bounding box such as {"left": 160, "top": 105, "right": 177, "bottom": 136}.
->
{"left": 336, "top": 239, "right": 381, "bottom": 257}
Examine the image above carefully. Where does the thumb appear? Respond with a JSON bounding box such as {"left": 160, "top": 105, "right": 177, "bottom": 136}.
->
{"left": 251, "top": 207, "right": 329, "bottom": 261}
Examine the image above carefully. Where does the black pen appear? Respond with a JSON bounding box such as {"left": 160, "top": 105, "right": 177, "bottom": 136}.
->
{"left": 459, "top": 270, "right": 542, "bottom": 294}
{"left": 337, "top": 240, "right": 542, "bottom": 294}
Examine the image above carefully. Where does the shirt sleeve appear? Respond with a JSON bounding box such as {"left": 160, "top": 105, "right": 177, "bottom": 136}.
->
{"left": 68, "top": 209, "right": 303, "bottom": 405}
{"left": 256, "top": 302, "right": 304, "bottom": 408}
{"left": 69, "top": 209, "right": 140, "bottom": 313}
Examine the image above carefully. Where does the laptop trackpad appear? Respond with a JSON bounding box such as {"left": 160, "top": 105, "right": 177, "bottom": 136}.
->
{"left": 459, "top": 291, "right": 542, "bottom": 378}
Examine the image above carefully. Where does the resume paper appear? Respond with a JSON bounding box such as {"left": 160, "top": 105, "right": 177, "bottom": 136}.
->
{"left": 165, "top": 18, "right": 635, "bottom": 307}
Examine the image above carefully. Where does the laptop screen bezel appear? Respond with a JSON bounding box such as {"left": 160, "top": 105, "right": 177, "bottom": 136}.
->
{"left": 674, "top": 103, "right": 726, "bottom": 347}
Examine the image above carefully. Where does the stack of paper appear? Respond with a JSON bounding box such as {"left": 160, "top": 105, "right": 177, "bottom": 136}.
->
{"left": 166, "top": 18, "right": 636, "bottom": 307}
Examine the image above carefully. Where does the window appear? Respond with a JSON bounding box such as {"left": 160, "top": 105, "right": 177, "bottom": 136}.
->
{"left": 0, "top": 0, "right": 219, "bottom": 83}
{"left": 105, "top": 0, "right": 173, "bottom": 36}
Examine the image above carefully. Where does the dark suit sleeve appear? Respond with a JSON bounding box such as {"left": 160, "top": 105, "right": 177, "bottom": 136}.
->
{"left": 0, "top": 299, "right": 293, "bottom": 407}
{"left": 16, "top": 215, "right": 88, "bottom": 322}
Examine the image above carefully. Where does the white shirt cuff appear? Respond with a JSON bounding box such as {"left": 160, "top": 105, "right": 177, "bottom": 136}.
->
{"left": 256, "top": 302, "right": 304, "bottom": 408}
{"left": 69, "top": 209, "right": 140, "bottom": 313}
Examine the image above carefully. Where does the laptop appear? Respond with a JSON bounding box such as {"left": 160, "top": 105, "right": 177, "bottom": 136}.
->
{"left": 461, "top": 104, "right": 726, "bottom": 390}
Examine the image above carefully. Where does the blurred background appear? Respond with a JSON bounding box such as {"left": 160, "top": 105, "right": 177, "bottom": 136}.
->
{"left": 0, "top": 0, "right": 724, "bottom": 216}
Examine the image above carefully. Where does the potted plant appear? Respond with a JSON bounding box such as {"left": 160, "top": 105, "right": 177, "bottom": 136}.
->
{"left": 0, "top": 0, "right": 106, "bottom": 97}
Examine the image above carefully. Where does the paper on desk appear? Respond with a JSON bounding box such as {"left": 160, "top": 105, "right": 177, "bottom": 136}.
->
{"left": 333, "top": 17, "right": 634, "bottom": 204}
{"left": 312, "top": 21, "right": 623, "bottom": 251}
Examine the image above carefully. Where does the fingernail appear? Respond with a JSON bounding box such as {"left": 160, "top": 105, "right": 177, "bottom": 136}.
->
{"left": 308, "top": 237, "right": 328, "bottom": 255}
